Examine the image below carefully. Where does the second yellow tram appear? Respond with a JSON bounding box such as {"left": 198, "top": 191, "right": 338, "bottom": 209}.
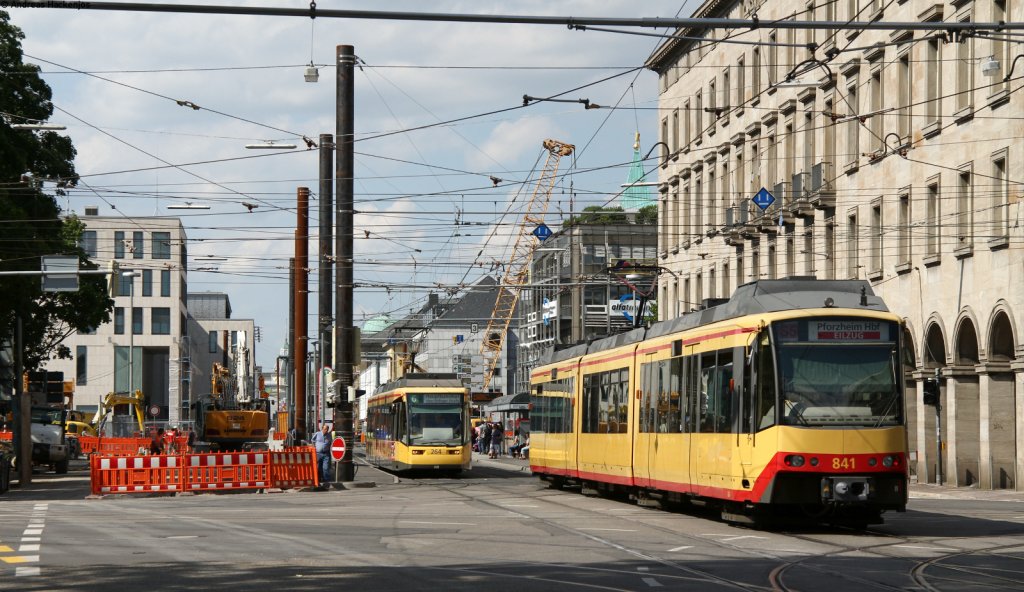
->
{"left": 365, "top": 373, "right": 472, "bottom": 473}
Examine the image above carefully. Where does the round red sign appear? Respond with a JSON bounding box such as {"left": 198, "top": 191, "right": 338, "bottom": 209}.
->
{"left": 330, "top": 436, "right": 346, "bottom": 461}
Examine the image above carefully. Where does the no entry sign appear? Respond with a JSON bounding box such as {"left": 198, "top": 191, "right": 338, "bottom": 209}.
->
{"left": 330, "top": 437, "right": 346, "bottom": 461}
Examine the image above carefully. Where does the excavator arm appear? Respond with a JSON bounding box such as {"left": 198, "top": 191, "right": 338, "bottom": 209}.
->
{"left": 92, "top": 390, "right": 147, "bottom": 435}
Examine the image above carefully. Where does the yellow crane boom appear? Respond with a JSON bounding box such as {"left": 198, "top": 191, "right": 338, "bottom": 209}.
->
{"left": 480, "top": 138, "right": 574, "bottom": 390}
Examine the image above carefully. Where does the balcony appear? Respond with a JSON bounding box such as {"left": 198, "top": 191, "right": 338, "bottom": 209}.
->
{"left": 808, "top": 161, "right": 836, "bottom": 210}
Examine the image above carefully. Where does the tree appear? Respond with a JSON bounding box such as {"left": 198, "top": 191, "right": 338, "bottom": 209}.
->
{"left": 0, "top": 10, "right": 112, "bottom": 372}
{"left": 636, "top": 204, "right": 657, "bottom": 225}
{"left": 562, "top": 206, "right": 630, "bottom": 228}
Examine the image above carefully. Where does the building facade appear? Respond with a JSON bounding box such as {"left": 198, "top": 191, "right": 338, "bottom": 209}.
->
{"left": 647, "top": 0, "right": 1023, "bottom": 489}
{"left": 185, "top": 292, "right": 257, "bottom": 422}
{"left": 514, "top": 222, "right": 659, "bottom": 395}
{"left": 45, "top": 210, "right": 189, "bottom": 424}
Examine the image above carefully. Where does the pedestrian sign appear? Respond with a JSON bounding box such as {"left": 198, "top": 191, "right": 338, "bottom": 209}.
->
{"left": 532, "top": 223, "right": 552, "bottom": 242}
{"left": 752, "top": 187, "right": 775, "bottom": 211}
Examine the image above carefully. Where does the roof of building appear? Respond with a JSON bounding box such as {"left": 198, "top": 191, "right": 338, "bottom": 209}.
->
{"left": 187, "top": 292, "right": 232, "bottom": 319}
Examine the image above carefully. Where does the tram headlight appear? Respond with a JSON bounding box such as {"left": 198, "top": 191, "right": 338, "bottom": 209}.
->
{"left": 784, "top": 454, "right": 805, "bottom": 467}
{"left": 882, "top": 455, "right": 895, "bottom": 467}
{"left": 834, "top": 481, "right": 850, "bottom": 495}
{"left": 809, "top": 457, "right": 819, "bottom": 467}
{"left": 868, "top": 457, "right": 878, "bottom": 467}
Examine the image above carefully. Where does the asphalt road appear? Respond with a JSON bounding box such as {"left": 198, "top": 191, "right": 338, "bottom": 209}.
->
{"left": 1, "top": 454, "right": 1023, "bottom": 591}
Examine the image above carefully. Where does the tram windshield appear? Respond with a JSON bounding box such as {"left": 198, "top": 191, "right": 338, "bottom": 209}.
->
{"left": 772, "top": 318, "right": 902, "bottom": 427}
{"left": 407, "top": 392, "right": 465, "bottom": 445}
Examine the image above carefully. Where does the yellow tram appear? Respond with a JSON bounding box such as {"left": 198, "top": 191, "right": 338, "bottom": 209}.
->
{"left": 530, "top": 279, "right": 909, "bottom": 526}
{"left": 365, "top": 373, "right": 472, "bottom": 473}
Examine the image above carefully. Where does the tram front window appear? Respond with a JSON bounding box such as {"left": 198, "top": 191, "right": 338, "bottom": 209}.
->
{"left": 772, "top": 319, "right": 902, "bottom": 428}
{"left": 408, "top": 393, "right": 464, "bottom": 446}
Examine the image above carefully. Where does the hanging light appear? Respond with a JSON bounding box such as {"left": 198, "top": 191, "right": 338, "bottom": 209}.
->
{"left": 981, "top": 55, "right": 1001, "bottom": 78}
{"left": 304, "top": 63, "right": 319, "bottom": 83}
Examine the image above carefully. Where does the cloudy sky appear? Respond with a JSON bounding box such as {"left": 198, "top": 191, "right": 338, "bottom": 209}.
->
{"left": 9, "top": 1, "right": 695, "bottom": 372}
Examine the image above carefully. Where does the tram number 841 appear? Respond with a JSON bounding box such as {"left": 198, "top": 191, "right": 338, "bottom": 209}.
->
{"left": 833, "top": 457, "right": 856, "bottom": 470}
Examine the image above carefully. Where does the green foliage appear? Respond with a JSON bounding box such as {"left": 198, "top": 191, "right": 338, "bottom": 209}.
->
{"left": 636, "top": 204, "right": 658, "bottom": 225}
{"left": 0, "top": 11, "right": 111, "bottom": 369}
{"left": 562, "top": 206, "right": 630, "bottom": 228}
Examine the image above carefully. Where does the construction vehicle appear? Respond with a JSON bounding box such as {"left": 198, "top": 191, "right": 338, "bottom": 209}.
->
{"left": 91, "top": 390, "right": 147, "bottom": 437}
{"left": 480, "top": 138, "right": 574, "bottom": 390}
{"left": 23, "top": 372, "right": 70, "bottom": 474}
{"left": 193, "top": 332, "right": 270, "bottom": 450}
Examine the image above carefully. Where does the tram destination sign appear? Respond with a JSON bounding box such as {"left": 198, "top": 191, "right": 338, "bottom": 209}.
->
{"left": 409, "top": 393, "right": 463, "bottom": 405}
{"left": 809, "top": 320, "right": 889, "bottom": 342}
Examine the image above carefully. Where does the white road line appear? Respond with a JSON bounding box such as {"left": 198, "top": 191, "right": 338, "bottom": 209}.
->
{"left": 577, "top": 528, "right": 637, "bottom": 532}
{"left": 893, "top": 545, "right": 960, "bottom": 552}
{"left": 642, "top": 577, "right": 663, "bottom": 587}
{"left": 20, "top": 538, "right": 40, "bottom": 543}
{"left": 719, "top": 535, "right": 766, "bottom": 542}
{"left": 22, "top": 529, "right": 42, "bottom": 536}
{"left": 15, "top": 567, "right": 41, "bottom": 577}
{"left": 19, "top": 545, "right": 40, "bottom": 552}
{"left": 398, "top": 521, "right": 476, "bottom": 526}
{"left": 637, "top": 566, "right": 650, "bottom": 572}
{"left": 499, "top": 504, "right": 538, "bottom": 508}
{"left": 668, "top": 545, "right": 694, "bottom": 552}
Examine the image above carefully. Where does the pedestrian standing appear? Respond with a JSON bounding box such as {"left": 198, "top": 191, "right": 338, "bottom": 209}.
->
{"left": 481, "top": 422, "right": 492, "bottom": 456}
{"left": 490, "top": 422, "right": 503, "bottom": 458}
{"left": 311, "top": 423, "right": 332, "bottom": 488}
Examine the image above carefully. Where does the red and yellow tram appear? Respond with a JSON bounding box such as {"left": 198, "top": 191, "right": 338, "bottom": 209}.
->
{"left": 365, "top": 373, "right": 472, "bottom": 473}
{"left": 530, "top": 279, "right": 908, "bottom": 526}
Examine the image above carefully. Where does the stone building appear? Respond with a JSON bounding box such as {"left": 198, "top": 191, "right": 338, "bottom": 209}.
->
{"left": 646, "top": 0, "right": 1023, "bottom": 489}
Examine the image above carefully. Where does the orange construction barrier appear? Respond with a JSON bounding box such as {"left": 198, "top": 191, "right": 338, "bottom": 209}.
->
{"left": 184, "top": 451, "right": 271, "bottom": 492}
{"left": 0, "top": 430, "right": 12, "bottom": 442}
{"left": 270, "top": 447, "right": 319, "bottom": 489}
{"left": 89, "top": 446, "right": 319, "bottom": 495}
{"left": 80, "top": 436, "right": 148, "bottom": 456}
{"left": 90, "top": 454, "right": 183, "bottom": 495}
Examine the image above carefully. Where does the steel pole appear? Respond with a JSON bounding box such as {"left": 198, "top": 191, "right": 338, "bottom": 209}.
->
{"left": 319, "top": 133, "right": 334, "bottom": 386}
{"left": 294, "top": 188, "right": 309, "bottom": 440}
{"left": 15, "top": 316, "right": 30, "bottom": 485}
{"left": 335, "top": 44, "right": 356, "bottom": 482}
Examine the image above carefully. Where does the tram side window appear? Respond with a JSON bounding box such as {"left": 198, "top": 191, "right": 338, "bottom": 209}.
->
{"left": 640, "top": 362, "right": 655, "bottom": 433}
{"left": 698, "top": 350, "right": 736, "bottom": 433}
{"left": 533, "top": 379, "right": 573, "bottom": 433}
{"left": 583, "top": 369, "right": 629, "bottom": 434}
{"left": 394, "top": 401, "right": 408, "bottom": 443}
{"left": 684, "top": 354, "right": 699, "bottom": 433}
{"left": 755, "top": 332, "right": 778, "bottom": 431}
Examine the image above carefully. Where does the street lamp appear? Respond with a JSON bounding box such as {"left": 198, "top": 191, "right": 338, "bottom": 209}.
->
{"left": 122, "top": 271, "right": 142, "bottom": 396}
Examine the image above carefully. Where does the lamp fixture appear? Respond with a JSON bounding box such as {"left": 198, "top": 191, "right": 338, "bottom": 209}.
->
{"left": 304, "top": 63, "right": 319, "bottom": 83}
{"left": 11, "top": 122, "right": 66, "bottom": 130}
{"left": 981, "top": 55, "right": 1001, "bottom": 77}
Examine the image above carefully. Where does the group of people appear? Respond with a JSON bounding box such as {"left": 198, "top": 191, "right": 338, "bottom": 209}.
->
{"left": 472, "top": 421, "right": 529, "bottom": 460}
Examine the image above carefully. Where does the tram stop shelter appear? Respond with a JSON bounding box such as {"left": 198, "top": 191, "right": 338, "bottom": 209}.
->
{"left": 484, "top": 392, "right": 531, "bottom": 442}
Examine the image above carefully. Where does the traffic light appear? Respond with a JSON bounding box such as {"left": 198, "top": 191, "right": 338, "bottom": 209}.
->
{"left": 922, "top": 378, "right": 940, "bottom": 406}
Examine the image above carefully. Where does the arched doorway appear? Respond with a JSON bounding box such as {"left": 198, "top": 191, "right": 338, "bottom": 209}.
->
{"left": 921, "top": 322, "right": 947, "bottom": 484}
{"left": 986, "top": 310, "right": 1017, "bottom": 489}
{"left": 902, "top": 325, "right": 919, "bottom": 483}
{"left": 951, "top": 317, "right": 980, "bottom": 487}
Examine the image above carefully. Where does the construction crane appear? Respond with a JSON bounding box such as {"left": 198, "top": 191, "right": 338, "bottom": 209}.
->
{"left": 480, "top": 138, "right": 574, "bottom": 390}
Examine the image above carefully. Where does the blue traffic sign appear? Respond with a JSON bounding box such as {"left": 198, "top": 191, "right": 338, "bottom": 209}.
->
{"left": 532, "top": 223, "right": 552, "bottom": 242}
{"left": 752, "top": 187, "right": 775, "bottom": 211}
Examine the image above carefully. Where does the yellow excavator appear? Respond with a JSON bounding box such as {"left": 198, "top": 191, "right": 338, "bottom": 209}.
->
{"left": 193, "top": 363, "right": 269, "bottom": 451}
{"left": 90, "top": 390, "right": 147, "bottom": 437}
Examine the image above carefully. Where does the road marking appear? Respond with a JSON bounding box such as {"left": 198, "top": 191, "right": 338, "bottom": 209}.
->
{"left": 893, "top": 545, "right": 960, "bottom": 552}
{"left": 578, "top": 528, "right": 637, "bottom": 532}
{"left": 0, "top": 546, "right": 12, "bottom": 553}
{"left": 668, "top": 545, "right": 694, "bottom": 552}
{"left": 20, "top": 538, "right": 40, "bottom": 543}
{"left": 399, "top": 521, "right": 476, "bottom": 526}
{"left": 18, "top": 545, "right": 40, "bottom": 552}
{"left": 637, "top": 566, "right": 649, "bottom": 572}
{"left": 499, "top": 504, "right": 538, "bottom": 508}
{"left": 719, "top": 535, "right": 765, "bottom": 542}
{"left": 22, "top": 530, "right": 42, "bottom": 536}
{"left": 16, "top": 567, "right": 41, "bottom": 577}
{"left": 642, "top": 577, "right": 662, "bottom": 587}
{"left": 165, "top": 536, "right": 199, "bottom": 540}
{"left": 1, "top": 555, "right": 39, "bottom": 564}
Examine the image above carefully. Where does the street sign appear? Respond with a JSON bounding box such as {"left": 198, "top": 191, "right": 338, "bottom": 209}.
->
{"left": 148, "top": 405, "right": 160, "bottom": 417}
{"left": 330, "top": 436, "right": 346, "bottom": 461}
{"left": 751, "top": 187, "right": 775, "bottom": 211}
{"left": 532, "top": 223, "right": 552, "bottom": 241}
{"left": 41, "top": 255, "right": 79, "bottom": 292}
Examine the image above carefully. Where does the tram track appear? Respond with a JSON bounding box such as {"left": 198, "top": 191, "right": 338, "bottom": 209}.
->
{"left": 403, "top": 468, "right": 1024, "bottom": 592}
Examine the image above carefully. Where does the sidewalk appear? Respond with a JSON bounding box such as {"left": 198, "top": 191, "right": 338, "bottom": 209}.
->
{"left": 472, "top": 453, "right": 1024, "bottom": 503}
